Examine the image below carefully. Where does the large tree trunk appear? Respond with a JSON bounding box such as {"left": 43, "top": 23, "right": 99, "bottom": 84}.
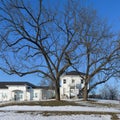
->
{"left": 83, "top": 85, "right": 88, "bottom": 101}
{"left": 55, "top": 81, "right": 60, "bottom": 101}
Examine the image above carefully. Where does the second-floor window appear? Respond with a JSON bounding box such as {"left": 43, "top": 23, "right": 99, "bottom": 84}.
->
{"left": 63, "top": 79, "right": 66, "bottom": 84}
{"left": 81, "top": 79, "right": 84, "bottom": 84}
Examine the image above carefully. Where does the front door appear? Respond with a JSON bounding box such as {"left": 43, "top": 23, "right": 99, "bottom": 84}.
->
{"left": 13, "top": 90, "right": 23, "bottom": 101}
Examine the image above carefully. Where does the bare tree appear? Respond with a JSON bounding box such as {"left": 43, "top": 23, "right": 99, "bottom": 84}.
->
{"left": 73, "top": 7, "right": 120, "bottom": 100}
{"left": 111, "top": 38, "right": 120, "bottom": 78}
{"left": 0, "top": 0, "right": 119, "bottom": 101}
{"left": 0, "top": 0, "right": 79, "bottom": 101}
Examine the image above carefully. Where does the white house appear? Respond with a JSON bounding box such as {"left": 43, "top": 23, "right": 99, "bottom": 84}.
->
{"left": 60, "top": 71, "right": 87, "bottom": 99}
{"left": 0, "top": 82, "right": 55, "bottom": 102}
{"left": 0, "top": 71, "right": 88, "bottom": 102}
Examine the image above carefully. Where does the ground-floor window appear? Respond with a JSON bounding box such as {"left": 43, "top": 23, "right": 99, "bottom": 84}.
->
{"left": 34, "top": 93, "right": 38, "bottom": 98}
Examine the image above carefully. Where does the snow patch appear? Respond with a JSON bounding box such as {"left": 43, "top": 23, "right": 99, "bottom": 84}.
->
{"left": 117, "top": 114, "right": 120, "bottom": 119}
{"left": 0, "top": 105, "right": 119, "bottom": 113}
{"left": 0, "top": 112, "right": 111, "bottom": 120}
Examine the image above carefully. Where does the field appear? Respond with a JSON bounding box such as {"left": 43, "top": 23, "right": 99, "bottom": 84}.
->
{"left": 0, "top": 99, "right": 120, "bottom": 120}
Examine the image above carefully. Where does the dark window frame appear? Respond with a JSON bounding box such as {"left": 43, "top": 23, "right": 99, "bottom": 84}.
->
{"left": 81, "top": 79, "right": 84, "bottom": 84}
{"left": 63, "top": 79, "right": 66, "bottom": 84}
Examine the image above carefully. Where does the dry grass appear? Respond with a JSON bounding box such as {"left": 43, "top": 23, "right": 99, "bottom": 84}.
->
{"left": 15, "top": 111, "right": 119, "bottom": 120}
{"left": 0, "top": 100, "right": 79, "bottom": 107}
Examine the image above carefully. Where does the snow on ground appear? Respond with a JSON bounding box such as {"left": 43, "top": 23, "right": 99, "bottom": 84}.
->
{"left": 0, "top": 112, "right": 111, "bottom": 120}
{"left": 94, "top": 99, "right": 120, "bottom": 104}
{"left": 0, "top": 105, "right": 119, "bottom": 113}
{"left": 0, "top": 99, "right": 119, "bottom": 120}
{"left": 117, "top": 114, "right": 120, "bottom": 119}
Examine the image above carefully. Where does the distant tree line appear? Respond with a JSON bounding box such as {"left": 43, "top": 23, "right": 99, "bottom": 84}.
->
{"left": 89, "top": 83, "right": 120, "bottom": 100}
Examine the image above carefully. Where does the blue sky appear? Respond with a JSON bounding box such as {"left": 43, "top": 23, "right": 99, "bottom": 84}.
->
{"left": 0, "top": 0, "right": 120, "bottom": 86}
{"left": 90, "top": 0, "right": 120, "bottom": 31}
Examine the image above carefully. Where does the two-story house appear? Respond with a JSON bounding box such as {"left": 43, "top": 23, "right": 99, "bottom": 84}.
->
{"left": 60, "top": 71, "right": 87, "bottom": 99}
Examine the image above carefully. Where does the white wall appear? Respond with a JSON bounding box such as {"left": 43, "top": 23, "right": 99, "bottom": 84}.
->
{"left": 32, "top": 89, "right": 42, "bottom": 101}
{"left": 0, "top": 89, "right": 8, "bottom": 102}
{"left": 0, "top": 85, "right": 33, "bottom": 102}
{"left": 0, "top": 85, "right": 55, "bottom": 102}
{"left": 60, "top": 75, "right": 85, "bottom": 99}
{"left": 8, "top": 85, "right": 27, "bottom": 101}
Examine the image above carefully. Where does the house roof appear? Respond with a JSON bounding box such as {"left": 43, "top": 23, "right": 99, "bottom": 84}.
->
{"left": 0, "top": 82, "right": 54, "bottom": 90}
{"left": 0, "top": 82, "right": 36, "bottom": 89}
{"left": 35, "top": 86, "right": 55, "bottom": 90}
{"left": 65, "top": 71, "right": 86, "bottom": 76}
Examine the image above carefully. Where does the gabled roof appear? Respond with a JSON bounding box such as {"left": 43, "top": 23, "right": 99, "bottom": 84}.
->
{"left": 65, "top": 71, "right": 86, "bottom": 76}
{"left": 0, "top": 82, "right": 36, "bottom": 89}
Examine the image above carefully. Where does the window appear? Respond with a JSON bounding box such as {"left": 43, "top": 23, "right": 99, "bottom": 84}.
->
{"left": 81, "top": 79, "right": 83, "bottom": 84}
{"left": 2, "top": 93, "right": 7, "bottom": 98}
{"left": 27, "top": 86, "right": 30, "bottom": 92}
{"left": 63, "top": 79, "right": 66, "bottom": 84}
{"left": 27, "top": 86, "right": 31, "bottom": 89}
{"left": 34, "top": 93, "right": 38, "bottom": 98}
{"left": 72, "top": 79, "right": 75, "bottom": 83}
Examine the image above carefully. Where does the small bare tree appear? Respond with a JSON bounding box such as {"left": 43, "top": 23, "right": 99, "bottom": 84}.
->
{"left": 100, "top": 83, "right": 119, "bottom": 100}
